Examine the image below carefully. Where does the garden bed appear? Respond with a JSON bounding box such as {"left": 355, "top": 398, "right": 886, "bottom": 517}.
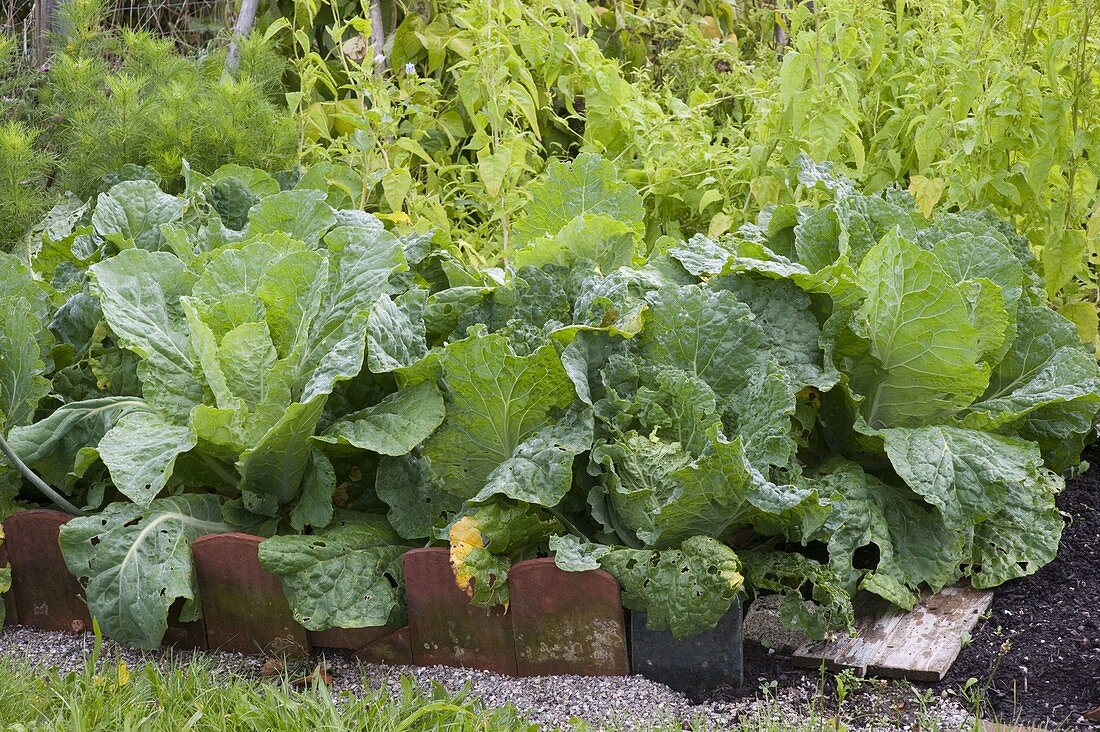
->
{"left": 944, "top": 443, "right": 1100, "bottom": 727}
{"left": 710, "top": 446, "right": 1100, "bottom": 730}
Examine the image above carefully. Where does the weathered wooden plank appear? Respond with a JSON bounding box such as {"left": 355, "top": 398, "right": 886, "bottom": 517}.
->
{"left": 867, "top": 585, "right": 992, "bottom": 681}
{"left": 791, "top": 585, "right": 992, "bottom": 682}
{"left": 980, "top": 720, "right": 1051, "bottom": 732}
{"left": 791, "top": 592, "right": 902, "bottom": 675}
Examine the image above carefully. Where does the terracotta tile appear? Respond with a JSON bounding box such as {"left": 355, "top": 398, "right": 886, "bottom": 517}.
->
{"left": 353, "top": 625, "right": 413, "bottom": 666}
{"left": 404, "top": 548, "right": 517, "bottom": 674}
{"left": 309, "top": 625, "right": 395, "bottom": 650}
{"left": 2, "top": 510, "right": 90, "bottom": 632}
{"left": 191, "top": 533, "right": 309, "bottom": 657}
{"left": 509, "top": 558, "right": 629, "bottom": 676}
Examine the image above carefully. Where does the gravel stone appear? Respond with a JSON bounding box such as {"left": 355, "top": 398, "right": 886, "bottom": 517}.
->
{"left": 0, "top": 625, "right": 974, "bottom": 731}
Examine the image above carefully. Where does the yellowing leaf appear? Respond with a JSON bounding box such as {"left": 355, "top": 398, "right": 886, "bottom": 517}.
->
{"left": 477, "top": 148, "right": 512, "bottom": 199}
{"left": 117, "top": 661, "right": 131, "bottom": 687}
{"left": 1057, "top": 300, "right": 1099, "bottom": 351}
{"left": 449, "top": 516, "right": 484, "bottom": 595}
{"left": 1044, "top": 227, "right": 1086, "bottom": 297}
{"left": 382, "top": 168, "right": 413, "bottom": 214}
{"left": 698, "top": 15, "right": 722, "bottom": 39}
{"left": 698, "top": 189, "right": 724, "bottom": 213}
{"left": 908, "top": 175, "right": 945, "bottom": 218}
{"left": 707, "top": 212, "right": 734, "bottom": 238}
{"left": 340, "top": 35, "right": 367, "bottom": 62}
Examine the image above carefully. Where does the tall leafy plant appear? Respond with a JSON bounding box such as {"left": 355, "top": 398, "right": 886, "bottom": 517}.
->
{"left": 3, "top": 156, "right": 1098, "bottom": 649}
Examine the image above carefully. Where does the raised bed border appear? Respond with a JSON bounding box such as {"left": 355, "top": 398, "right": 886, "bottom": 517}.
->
{"left": 0, "top": 509, "right": 743, "bottom": 686}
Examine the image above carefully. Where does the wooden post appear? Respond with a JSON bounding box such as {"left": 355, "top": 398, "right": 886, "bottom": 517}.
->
{"left": 224, "top": 0, "right": 259, "bottom": 75}
{"left": 31, "top": 0, "right": 63, "bottom": 66}
{"left": 369, "top": 0, "right": 385, "bottom": 73}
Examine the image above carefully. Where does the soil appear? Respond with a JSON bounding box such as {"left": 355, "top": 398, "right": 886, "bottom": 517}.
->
{"left": 708, "top": 444, "right": 1100, "bottom": 729}
{"left": 943, "top": 444, "right": 1100, "bottom": 729}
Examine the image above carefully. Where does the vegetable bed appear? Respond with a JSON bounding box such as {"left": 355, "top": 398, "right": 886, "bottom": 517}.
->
{"left": 721, "top": 444, "right": 1100, "bottom": 729}
{"left": 0, "top": 155, "right": 1097, "bottom": 667}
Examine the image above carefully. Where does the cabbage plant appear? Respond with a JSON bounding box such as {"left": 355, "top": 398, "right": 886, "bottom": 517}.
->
{"left": 0, "top": 156, "right": 1096, "bottom": 649}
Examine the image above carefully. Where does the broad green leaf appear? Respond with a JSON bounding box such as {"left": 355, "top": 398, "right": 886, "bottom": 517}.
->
{"left": 422, "top": 333, "right": 582, "bottom": 502}
{"left": 593, "top": 427, "right": 811, "bottom": 548}
{"left": 970, "top": 470, "right": 1063, "bottom": 588}
{"left": 7, "top": 398, "right": 154, "bottom": 489}
{"left": 550, "top": 533, "right": 612, "bottom": 572}
{"left": 596, "top": 357, "right": 720, "bottom": 455}
{"left": 90, "top": 250, "right": 202, "bottom": 419}
{"left": 254, "top": 249, "right": 327, "bottom": 358}
{"left": 810, "top": 460, "right": 963, "bottom": 609}
{"left": 846, "top": 231, "right": 990, "bottom": 427}
{"left": 98, "top": 411, "right": 197, "bottom": 505}
{"left": 207, "top": 178, "right": 258, "bottom": 231}
{"left": 512, "top": 214, "right": 638, "bottom": 272}
{"left": 472, "top": 405, "right": 592, "bottom": 507}
{"left": 295, "top": 227, "right": 407, "bottom": 402}
{"left": 218, "top": 322, "right": 294, "bottom": 440}
{"left": 192, "top": 238, "right": 305, "bottom": 305}
{"left": 639, "top": 284, "right": 764, "bottom": 396}
{"left": 91, "top": 181, "right": 185, "bottom": 251}
{"left": 513, "top": 153, "right": 644, "bottom": 246}
{"left": 0, "top": 299, "right": 50, "bottom": 432}
{"left": 715, "top": 274, "right": 837, "bottom": 390}
{"left": 597, "top": 536, "right": 743, "bottom": 637}
{"left": 258, "top": 515, "right": 408, "bottom": 630}
{"left": 181, "top": 298, "right": 233, "bottom": 409}
{"left": 237, "top": 398, "right": 327, "bottom": 504}
{"left": 0, "top": 253, "right": 51, "bottom": 431}
{"left": 290, "top": 449, "right": 336, "bottom": 531}
{"left": 209, "top": 164, "right": 281, "bottom": 196}
{"left": 58, "top": 494, "right": 231, "bottom": 649}
{"left": 964, "top": 305, "right": 1100, "bottom": 431}
{"left": 879, "top": 425, "right": 1041, "bottom": 529}
{"left": 366, "top": 289, "right": 429, "bottom": 373}
{"left": 375, "top": 453, "right": 462, "bottom": 540}
{"left": 246, "top": 190, "right": 335, "bottom": 245}
{"left": 728, "top": 361, "right": 800, "bottom": 473}
{"left": 740, "top": 549, "right": 853, "bottom": 640}
{"left": 315, "top": 381, "right": 445, "bottom": 456}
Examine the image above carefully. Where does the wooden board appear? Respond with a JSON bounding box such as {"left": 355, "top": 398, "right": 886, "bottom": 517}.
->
{"left": 792, "top": 585, "right": 993, "bottom": 681}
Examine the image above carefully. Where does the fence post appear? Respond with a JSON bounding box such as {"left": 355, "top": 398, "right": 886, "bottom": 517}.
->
{"left": 224, "top": 0, "right": 259, "bottom": 74}
{"left": 31, "top": 0, "right": 63, "bottom": 66}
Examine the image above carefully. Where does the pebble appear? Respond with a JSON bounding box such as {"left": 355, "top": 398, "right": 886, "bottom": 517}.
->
{"left": 0, "top": 626, "right": 974, "bottom": 731}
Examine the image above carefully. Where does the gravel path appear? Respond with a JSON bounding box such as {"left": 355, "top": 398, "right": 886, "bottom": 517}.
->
{"left": 0, "top": 626, "right": 974, "bottom": 731}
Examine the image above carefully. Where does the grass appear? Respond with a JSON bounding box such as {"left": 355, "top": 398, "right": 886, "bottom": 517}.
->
{"left": 0, "top": 627, "right": 1056, "bottom": 732}
{"left": 0, "top": 658, "right": 545, "bottom": 731}
{"left": 0, "top": 657, "right": 994, "bottom": 732}
{"left": 0, "top": 627, "right": 539, "bottom": 732}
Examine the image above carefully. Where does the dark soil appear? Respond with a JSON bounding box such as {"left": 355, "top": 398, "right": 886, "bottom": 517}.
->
{"left": 708, "top": 445, "right": 1100, "bottom": 729}
{"left": 944, "top": 445, "right": 1100, "bottom": 729}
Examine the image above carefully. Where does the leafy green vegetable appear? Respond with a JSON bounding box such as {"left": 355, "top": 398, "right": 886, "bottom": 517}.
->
{"left": 258, "top": 514, "right": 409, "bottom": 630}
{"left": 552, "top": 533, "right": 744, "bottom": 637}
{"left": 58, "top": 494, "right": 232, "bottom": 649}
{"left": 422, "top": 332, "right": 590, "bottom": 507}
{"left": 3, "top": 157, "right": 1095, "bottom": 648}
